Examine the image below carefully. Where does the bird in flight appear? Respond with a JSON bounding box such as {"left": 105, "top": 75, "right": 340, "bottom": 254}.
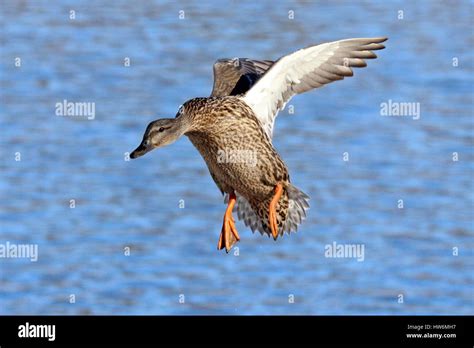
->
{"left": 130, "top": 37, "right": 387, "bottom": 252}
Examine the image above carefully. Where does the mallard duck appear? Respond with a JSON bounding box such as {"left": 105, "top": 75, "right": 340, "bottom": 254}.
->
{"left": 130, "top": 37, "right": 387, "bottom": 252}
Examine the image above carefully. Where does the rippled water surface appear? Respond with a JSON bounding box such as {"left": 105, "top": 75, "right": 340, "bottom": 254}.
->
{"left": 0, "top": 0, "right": 473, "bottom": 314}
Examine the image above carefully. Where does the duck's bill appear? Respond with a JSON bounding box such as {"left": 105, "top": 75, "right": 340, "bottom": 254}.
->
{"left": 130, "top": 143, "right": 151, "bottom": 159}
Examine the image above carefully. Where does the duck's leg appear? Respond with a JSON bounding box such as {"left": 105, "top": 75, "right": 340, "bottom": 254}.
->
{"left": 217, "top": 192, "right": 240, "bottom": 253}
{"left": 269, "top": 183, "right": 284, "bottom": 240}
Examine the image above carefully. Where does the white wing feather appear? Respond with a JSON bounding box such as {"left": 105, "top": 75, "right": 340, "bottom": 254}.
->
{"left": 242, "top": 37, "right": 387, "bottom": 139}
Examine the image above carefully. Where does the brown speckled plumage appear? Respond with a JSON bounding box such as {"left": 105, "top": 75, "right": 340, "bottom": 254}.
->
{"left": 184, "top": 97, "right": 291, "bottom": 235}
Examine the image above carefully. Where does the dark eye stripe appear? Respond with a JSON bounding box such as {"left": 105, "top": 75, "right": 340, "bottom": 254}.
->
{"left": 153, "top": 126, "right": 171, "bottom": 134}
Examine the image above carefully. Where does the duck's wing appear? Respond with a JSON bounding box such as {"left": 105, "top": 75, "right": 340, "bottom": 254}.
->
{"left": 210, "top": 58, "right": 274, "bottom": 97}
{"left": 242, "top": 37, "right": 387, "bottom": 139}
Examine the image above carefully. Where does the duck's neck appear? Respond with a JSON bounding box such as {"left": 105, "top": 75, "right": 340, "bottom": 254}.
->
{"left": 172, "top": 114, "right": 190, "bottom": 135}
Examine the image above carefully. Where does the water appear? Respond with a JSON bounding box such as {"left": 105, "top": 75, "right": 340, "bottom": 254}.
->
{"left": 0, "top": 0, "right": 472, "bottom": 315}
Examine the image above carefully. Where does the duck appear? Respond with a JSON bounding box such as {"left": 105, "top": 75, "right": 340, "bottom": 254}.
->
{"left": 130, "top": 37, "right": 387, "bottom": 252}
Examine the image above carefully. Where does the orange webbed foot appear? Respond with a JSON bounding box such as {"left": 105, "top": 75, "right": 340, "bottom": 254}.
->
{"left": 217, "top": 193, "right": 240, "bottom": 253}
{"left": 269, "top": 183, "right": 283, "bottom": 240}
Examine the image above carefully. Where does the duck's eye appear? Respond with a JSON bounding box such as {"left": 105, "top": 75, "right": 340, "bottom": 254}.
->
{"left": 158, "top": 127, "right": 165, "bottom": 132}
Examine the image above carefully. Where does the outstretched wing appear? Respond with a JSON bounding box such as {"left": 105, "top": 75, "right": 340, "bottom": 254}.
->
{"left": 242, "top": 37, "right": 387, "bottom": 139}
{"left": 211, "top": 58, "right": 274, "bottom": 97}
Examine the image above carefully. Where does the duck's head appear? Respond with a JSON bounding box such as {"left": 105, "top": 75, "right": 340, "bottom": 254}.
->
{"left": 130, "top": 116, "right": 185, "bottom": 159}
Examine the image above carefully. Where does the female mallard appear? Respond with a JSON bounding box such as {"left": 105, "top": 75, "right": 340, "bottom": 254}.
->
{"left": 130, "top": 37, "right": 387, "bottom": 252}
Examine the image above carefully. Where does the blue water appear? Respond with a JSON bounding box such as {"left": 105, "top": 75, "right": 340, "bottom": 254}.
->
{"left": 0, "top": 0, "right": 472, "bottom": 315}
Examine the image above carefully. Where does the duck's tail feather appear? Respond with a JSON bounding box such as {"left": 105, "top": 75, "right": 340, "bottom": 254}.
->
{"left": 282, "top": 184, "right": 310, "bottom": 234}
{"left": 233, "top": 184, "right": 310, "bottom": 237}
{"left": 235, "top": 194, "right": 266, "bottom": 235}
